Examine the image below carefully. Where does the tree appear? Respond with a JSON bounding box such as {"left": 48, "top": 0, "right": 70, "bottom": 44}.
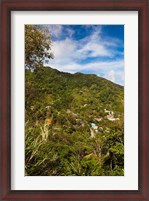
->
{"left": 25, "top": 25, "right": 53, "bottom": 70}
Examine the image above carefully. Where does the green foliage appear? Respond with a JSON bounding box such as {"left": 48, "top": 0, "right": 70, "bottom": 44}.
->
{"left": 25, "top": 66, "right": 124, "bottom": 176}
{"left": 25, "top": 25, "right": 53, "bottom": 70}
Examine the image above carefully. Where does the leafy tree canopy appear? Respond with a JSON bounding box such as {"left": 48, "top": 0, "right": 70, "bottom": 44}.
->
{"left": 25, "top": 25, "right": 54, "bottom": 70}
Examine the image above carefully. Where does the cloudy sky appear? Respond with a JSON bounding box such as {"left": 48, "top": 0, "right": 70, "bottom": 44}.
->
{"left": 43, "top": 25, "right": 124, "bottom": 86}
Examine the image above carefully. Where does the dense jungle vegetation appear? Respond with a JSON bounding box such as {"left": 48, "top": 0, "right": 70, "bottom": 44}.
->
{"left": 25, "top": 25, "right": 124, "bottom": 176}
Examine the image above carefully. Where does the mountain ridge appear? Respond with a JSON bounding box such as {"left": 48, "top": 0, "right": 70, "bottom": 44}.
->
{"left": 44, "top": 66, "right": 123, "bottom": 87}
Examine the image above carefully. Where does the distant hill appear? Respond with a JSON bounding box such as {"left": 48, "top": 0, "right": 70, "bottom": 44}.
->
{"left": 25, "top": 66, "right": 124, "bottom": 176}
{"left": 26, "top": 66, "right": 123, "bottom": 116}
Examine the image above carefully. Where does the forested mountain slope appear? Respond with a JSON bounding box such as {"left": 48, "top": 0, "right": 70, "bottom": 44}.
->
{"left": 25, "top": 66, "right": 124, "bottom": 176}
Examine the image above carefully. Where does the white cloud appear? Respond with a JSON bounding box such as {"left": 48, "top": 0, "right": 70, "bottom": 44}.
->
{"left": 65, "top": 27, "right": 74, "bottom": 37}
{"left": 77, "top": 29, "right": 115, "bottom": 57}
{"left": 48, "top": 25, "right": 63, "bottom": 38}
{"left": 78, "top": 42, "right": 112, "bottom": 57}
{"left": 51, "top": 39, "right": 77, "bottom": 61}
{"left": 50, "top": 29, "right": 119, "bottom": 64}
{"left": 47, "top": 25, "right": 75, "bottom": 39}
{"left": 104, "top": 70, "right": 116, "bottom": 83}
{"left": 121, "top": 72, "right": 124, "bottom": 82}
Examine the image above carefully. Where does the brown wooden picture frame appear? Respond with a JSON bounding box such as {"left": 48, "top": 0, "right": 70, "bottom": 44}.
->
{"left": 0, "top": 0, "right": 148, "bottom": 200}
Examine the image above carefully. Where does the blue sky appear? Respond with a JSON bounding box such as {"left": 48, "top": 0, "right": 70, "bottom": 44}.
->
{"left": 43, "top": 25, "right": 124, "bottom": 85}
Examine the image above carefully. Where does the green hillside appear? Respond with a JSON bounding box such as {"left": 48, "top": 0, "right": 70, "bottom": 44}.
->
{"left": 25, "top": 66, "right": 124, "bottom": 176}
